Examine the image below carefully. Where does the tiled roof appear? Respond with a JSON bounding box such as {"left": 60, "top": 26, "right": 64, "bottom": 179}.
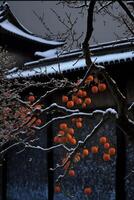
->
{"left": 35, "top": 37, "right": 134, "bottom": 60}
{"left": 0, "top": 2, "right": 65, "bottom": 50}
{"left": 7, "top": 37, "right": 134, "bottom": 79}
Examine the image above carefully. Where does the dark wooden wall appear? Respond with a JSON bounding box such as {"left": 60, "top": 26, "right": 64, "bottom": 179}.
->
{"left": 1, "top": 59, "right": 134, "bottom": 200}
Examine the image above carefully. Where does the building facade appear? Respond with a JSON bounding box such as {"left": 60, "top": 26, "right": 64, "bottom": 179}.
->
{"left": 1, "top": 2, "right": 134, "bottom": 200}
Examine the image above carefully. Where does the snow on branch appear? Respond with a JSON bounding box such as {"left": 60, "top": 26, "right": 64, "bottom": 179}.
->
{"left": 34, "top": 108, "right": 117, "bottom": 131}
{"left": 24, "top": 142, "right": 72, "bottom": 153}
{"left": 41, "top": 103, "right": 79, "bottom": 114}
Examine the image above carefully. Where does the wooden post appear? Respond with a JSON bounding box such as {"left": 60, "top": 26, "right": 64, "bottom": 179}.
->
{"left": 115, "top": 66, "right": 127, "bottom": 200}
{"left": 116, "top": 127, "right": 126, "bottom": 199}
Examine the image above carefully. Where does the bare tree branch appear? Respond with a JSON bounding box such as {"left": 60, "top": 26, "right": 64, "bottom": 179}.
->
{"left": 117, "top": 0, "right": 134, "bottom": 22}
{"left": 97, "top": 1, "right": 113, "bottom": 13}
{"left": 121, "top": 17, "right": 134, "bottom": 35}
{"left": 82, "top": 0, "right": 96, "bottom": 67}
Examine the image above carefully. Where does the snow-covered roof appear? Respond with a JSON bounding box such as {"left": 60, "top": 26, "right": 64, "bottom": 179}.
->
{"left": 35, "top": 37, "right": 134, "bottom": 59}
{"left": 34, "top": 49, "right": 63, "bottom": 59}
{"left": 0, "top": 2, "right": 65, "bottom": 50}
{"left": 7, "top": 37, "right": 134, "bottom": 79}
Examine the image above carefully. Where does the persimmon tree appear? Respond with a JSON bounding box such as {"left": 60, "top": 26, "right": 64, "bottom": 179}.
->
{"left": 0, "top": 0, "right": 134, "bottom": 199}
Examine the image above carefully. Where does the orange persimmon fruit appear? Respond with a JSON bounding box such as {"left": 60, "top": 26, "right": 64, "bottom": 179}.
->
{"left": 35, "top": 119, "right": 42, "bottom": 126}
{"left": 53, "top": 136, "right": 59, "bottom": 143}
{"left": 77, "top": 89, "right": 83, "bottom": 97}
{"left": 82, "top": 103, "right": 87, "bottom": 109}
{"left": 54, "top": 185, "right": 61, "bottom": 193}
{"left": 91, "top": 86, "right": 98, "bottom": 94}
{"left": 59, "top": 123, "right": 67, "bottom": 130}
{"left": 70, "top": 138, "right": 77, "bottom": 145}
{"left": 84, "top": 187, "right": 92, "bottom": 195}
{"left": 98, "top": 83, "right": 107, "bottom": 92}
{"left": 85, "top": 97, "right": 91, "bottom": 105}
{"left": 104, "top": 143, "right": 110, "bottom": 149}
{"left": 99, "top": 136, "right": 107, "bottom": 144}
{"left": 109, "top": 147, "right": 116, "bottom": 156}
{"left": 76, "top": 122, "right": 82, "bottom": 128}
{"left": 28, "top": 95, "right": 35, "bottom": 102}
{"left": 67, "top": 101, "right": 74, "bottom": 108}
{"left": 68, "top": 169, "right": 75, "bottom": 176}
{"left": 68, "top": 128, "right": 75, "bottom": 135}
{"left": 67, "top": 134, "right": 73, "bottom": 141}
{"left": 91, "top": 146, "right": 99, "bottom": 154}
{"left": 61, "top": 137, "right": 68, "bottom": 144}
{"left": 77, "top": 117, "right": 83, "bottom": 122}
{"left": 82, "top": 90, "right": 87, "bottom": 97}
{"left": 87, "top": 75, "right": 94, "bottom": 81}
{"left": 58, "top": 130, "right": 65, "bottom": 136}
{"left": 62, "top": 95, "right": 68, "bottom": 103}
{"left": 103, "top": 153, "right": 110, "bottom": 161}
{"left": 76, "top": 98, "right": 82, "bottom": 105}
{"left": 82, "top": 149, "right": 89, "bottom": 156}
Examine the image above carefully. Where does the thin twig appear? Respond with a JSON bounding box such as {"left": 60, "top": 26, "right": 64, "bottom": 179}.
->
{"left": 117, "top": 0, "right": 134, "bottom": 22}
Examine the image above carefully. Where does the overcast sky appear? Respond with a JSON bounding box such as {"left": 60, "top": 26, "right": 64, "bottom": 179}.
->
{"left": 7, "top": 1, "right": 129, "bottom": 48}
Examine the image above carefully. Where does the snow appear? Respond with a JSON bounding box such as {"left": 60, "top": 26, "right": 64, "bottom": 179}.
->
{"left": 35, "top": 49, "right": 63, "bottom": 58}
{"left": 105, "top": 108, "right": 118, "bottom": 116}
{"left": 0, "top": 10, "right": 3, "bottom": 15}
{"left": 0, "top": 20, "right": 64, "bottom": 46}
{"left": 128, "top": 102, "right": 134, "bottom": 110}
{"left": 33, "top": 37, "right": 134, "bottom": 62}
{"left": 24, "top": 58, "right": 46, "bottom": 67}
{"left": 7, "top": 50, "right": 134, "bottom": 79}
{"left": 92, "top": 108, "right": 118, "bottom": 118}
{"left": 7, "top": 67, "right": 17, "bottom": 73}
{"left": 128, "top": 118, "right": 134, "bottom": 125}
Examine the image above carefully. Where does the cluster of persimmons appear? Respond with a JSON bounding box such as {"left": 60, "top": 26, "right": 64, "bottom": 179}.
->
{"left": 16, "top": 74, "right": 115, "bottom": 197}
{"left": 53, "top": 118, "right": 83, "bottom": 145}
{"left": 54, "top": 134, "right": 116, "bottom": 196}
{"left": 62, "top": 75, "right": 107, "bottom": 109}
{"left": 53, "top": 75, "right": 116, "bottom": 196}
